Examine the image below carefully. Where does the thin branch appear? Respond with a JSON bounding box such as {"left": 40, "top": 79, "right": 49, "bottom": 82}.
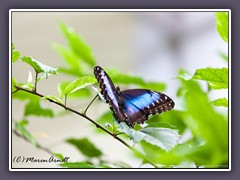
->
{"left": 33, "top": 72, "right": 38, "bottom": 93}
{"left": 12, "top": 89, "right": 19, "bottom": 94}
{"left": 12, "top": 129, "right": 53, "bottom": 156}
{"left": 83, "top": 94, "right": 98, "bottom": 115}
{"left": 13, "top": 85, "right": 158, "bottom": 168}
{"left": 64, "top": 95, "right": 67, "bottom": 107}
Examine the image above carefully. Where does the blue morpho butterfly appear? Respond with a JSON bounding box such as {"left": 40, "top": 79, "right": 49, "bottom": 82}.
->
{"left": 94, "top": 66, "right": 175, "bottom": 128}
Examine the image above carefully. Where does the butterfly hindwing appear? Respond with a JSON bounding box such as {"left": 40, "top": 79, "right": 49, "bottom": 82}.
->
{"left": 121, "top": 89, "right": 175, "bottom": 127}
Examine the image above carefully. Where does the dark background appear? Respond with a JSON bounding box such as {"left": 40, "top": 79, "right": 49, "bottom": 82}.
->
{"left": 1, "top": 0, "right": 239, "bottom": 179}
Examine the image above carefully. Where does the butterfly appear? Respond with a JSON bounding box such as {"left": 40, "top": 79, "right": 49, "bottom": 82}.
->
{"left": 94, "top": 66, "right": 175, "bottom": 128}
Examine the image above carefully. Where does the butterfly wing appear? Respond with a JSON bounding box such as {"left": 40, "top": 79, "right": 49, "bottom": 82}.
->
{"left": 121, "top": 89, "right": 175, "bottom": 127}
{"left": 94, "top": 66, "right": 126, "bottom": 121}
{"left": 94, "top": 66, "right": 175, "bottom": 127}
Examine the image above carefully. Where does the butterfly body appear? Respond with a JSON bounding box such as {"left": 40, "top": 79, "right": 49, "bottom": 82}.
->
{"left": 94, "top": 66, "right": 174, "bottom": 127}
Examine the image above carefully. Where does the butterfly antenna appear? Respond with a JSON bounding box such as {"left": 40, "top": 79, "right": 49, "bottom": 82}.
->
{"left": 108, "top": 70, "right": 120, "bottom": 86}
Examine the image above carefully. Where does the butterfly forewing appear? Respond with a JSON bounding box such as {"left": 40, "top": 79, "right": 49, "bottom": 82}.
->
{"left": 94, "top": 66, "right": 126, "bottom": 121}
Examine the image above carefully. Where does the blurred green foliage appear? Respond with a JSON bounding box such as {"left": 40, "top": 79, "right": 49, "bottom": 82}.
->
{"left": 12, "top": 12, "right": 229, "bottom": 168}
{"left": 66, "top": 137, "right": 102, "bottom": 158}
{"left": 15, "top": 120, "right": 38, "bottom": 146}
{"left": 12, "top": 43, "right": 20, "bottom": 63}
{"left": 216, "top": 12, "right": 228, "bottom": 42}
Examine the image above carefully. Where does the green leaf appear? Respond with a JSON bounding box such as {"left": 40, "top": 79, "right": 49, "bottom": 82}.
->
{"left": 53, "top": 43, "right": 93, "bottom": 77}
{"left": 60, "top": 22, "right": 95, "bottom": 67}
{"left": 193, "top": 68, "right": 228, "bottom": 89}
{"left": 180, "top": 78, "right": 228, "bottom": 165}
{"left": 140, "top": 128, "right": 179, "bottom": 152}
{"left": 12, "top": 89, "right": 33, "bottom": 100}
{"left": 15, "top": 120, "right": 37, "bottom": 146}
{"left": 53, "top": 153, "right": 64, "bottom": 160}
{"left": 22, "top": 56, "right": 58, "bottom": 76}
{"left": 12, "top": 43, "right": 20, "bottom": 63}
{"left": 218, "top": 50, "right": 228, "bottom": 62}
{"left": 37, "top": 73, "right": 54, "bottom": 82}
{"left": 57, "top": 82, "right": 65, "bottom": 99}
{"left": 12, "top": 77, "right": 17, "bottom": 92}
{"left": 58, "top": 81, "right": 92, "bottom": 99}
{"left": 66, "top": 137, "right": 102, "bottom": 158}
{"left": 177, "top": 72, "right": 192, "bottom": 81}
{"left": 59, "top": 162, "right": 110, "bottom": 168}
{"left": 118, "top": 122, "right": 179, "bottom": 152}
{"left": 42, "top": 95, "right": 63, "bottom": 105}
{"left": 53, "top": 43, "right": 80, "bottom": 69}
{"left": 58, "top": 67, "right": 83, "bottom": 77}
{"left": 215, "top": 12, "right": 229, "bottom": 42}
{"left": 24, "top": 96, "right": 54, "bottom": 117}
{"left": 95, "top": 111, "right": 115, "bottom": 133}
{"left": 145, "top": 81, "right": 166, "bottom": 92}
{"left": 146, "top": 110, "right": 188, "bottom": 135}
{"left": 140, "top": 138, "right": 202, "bottom": 166}
{"left": 63, "top": 76, "right": 96, "bottom": 96}
{"left": 212, "top": 98, "right": 228, "bottom": 107}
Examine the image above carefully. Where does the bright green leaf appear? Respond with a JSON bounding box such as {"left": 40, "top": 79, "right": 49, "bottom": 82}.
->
{"left": 215, "top": 12, "right": 229, "bottom": 42}
{"left": 15, "top": 120, "right": 37, "bottom": 146}
{"left": 53, "top": 43, "right": 80, "bottom": 68}
{"left": 20, "top": 119, "right": 29, "bottom": 126}
{"left": 53, "top": 43, "right": 92, "bottom": 76}
{"left": 60, "top": 22, "right": 95, "bottom": 67}
{"left": 193, "top": 68, "right": 228, "bottom": 89}
{"left": 57, "top": 82, "right": 65, "bottom": 99}
{"left": 177, "top": 73, "right": 192, "bottom": 81}
{"left": 118, "top": 122, "right": 179, "bottom": 152}
{"left": 66, "top": 137, "right": 102, "bottom": 158}
{"left": 25, "top": 71, "right": 34, "bottom": 90}
{"left": 12, "top": 78, "right": 17, "bottom": 92}
{"left": 27, "top": 71, "right": 33, "bottom": 83}
{"left": 181, "top": 78, "right": 228, "bottom": 165}
{"left": 95, "top": 111, "right": 115, "bottom": 133}
{"left": 139, "top": 127, "right": 179, "bottom": 152}
{"left": 24, "top": 97, "right": 54, "bottom": 117}
{"left": 58, "top": 67, "right": 83, "bottom": 77}
{"left": 42, "top": 96, "right": 63, "bottom": 105}
{"left": 12, "top": 90, "right": 33, "bottom": 100}
{"left": 145, "top": 81, "right": 166, "bottom": 92}
{"left": 12, "top": 43, "right": 20, "bottom": 63}
{"left": 58, "top": 81, "right": 92, "bottom": 99}
{"left": 146, "top": 110, "right": 188, "bottom": 135}
{"left": 141, "top": 138, "right": 202, "bottom": 166}
{"left": 212, "top": 98, "right": 228, "bottom": 107}
{"left": 64, "top": 76, "right": 96, "bottom": 95}
{"left": 53, "top": 153, "right": 64, "bottom": 160}
{"left": 37, "top": 73, "right": 54, "bottom": 82}
{"left": 22, "top": 56, "right": 58, "bottom": 76}
{"left": 20, "top": 84, "right": 34, "bottom": 91}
